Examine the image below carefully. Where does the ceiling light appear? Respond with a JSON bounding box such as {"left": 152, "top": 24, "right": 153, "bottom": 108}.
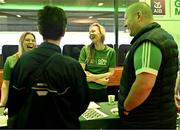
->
{"left": 122, "top": 4, "right": 126, "bottom": 7}
{"left": 16, "top": 15, "right": 21, "bottom": 18}
{"left": 71, "top": 19, "right": 97, "bottom": 24}
{"left": 98, "top": 3, "right": 104, "bottom": 6}
{"left": 88, "top": 16, "right": 93, "bottom": 19}
{"left": 0, "top": 0, "right": 5, "bottom": 4}
{"left": 0, "top": 15, "right": 7, "bottom": 18}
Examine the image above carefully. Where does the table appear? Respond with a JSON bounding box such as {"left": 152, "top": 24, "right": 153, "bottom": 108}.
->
{"left": 0, "top": 102, "right": 179, "bottom": 129}
{"left": 80, "top": 102, "right": 120, "bottom": 129}
{"left": 80, "top": 102, "right": 180, "bottom": 129}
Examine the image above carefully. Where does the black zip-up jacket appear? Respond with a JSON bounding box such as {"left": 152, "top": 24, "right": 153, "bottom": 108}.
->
{"left": 8, "top": 42, "right": 90, "bottom": 128}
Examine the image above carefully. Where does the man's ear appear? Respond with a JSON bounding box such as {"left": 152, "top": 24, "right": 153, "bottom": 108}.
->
{"left": 61, "top": 27, "right": 67, "bottom": 36}
{"left": 136, "top": 10, "right": 142, "bottom": 21}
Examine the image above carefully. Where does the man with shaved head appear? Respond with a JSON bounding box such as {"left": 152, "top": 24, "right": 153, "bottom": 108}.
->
{"left": 118, "top": 2, "right": 178, "bottom": 129}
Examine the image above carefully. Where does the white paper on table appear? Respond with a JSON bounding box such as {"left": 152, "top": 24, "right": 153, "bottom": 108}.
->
{"left": 0, "top": 115, "right": 7, "bottom": 127}
{"left": 82, "top": 108, "right": 108, "bottom": 120}
{"left": 87, "top": 101, "right": 101, "bottom": 109}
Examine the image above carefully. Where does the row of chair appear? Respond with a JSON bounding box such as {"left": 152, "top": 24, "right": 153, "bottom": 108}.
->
{"left": 1, "top": 44, "right": 131, "bottom": 66}
{"left": 62, "top": 44, "right": 114, "bottom": 60}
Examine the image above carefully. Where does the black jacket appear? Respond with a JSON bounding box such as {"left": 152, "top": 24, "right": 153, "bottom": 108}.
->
{"left": 8, "top": 42, "right": 90, "bottom": 128}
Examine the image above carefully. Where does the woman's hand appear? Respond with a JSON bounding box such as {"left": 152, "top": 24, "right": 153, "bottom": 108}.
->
{"left": 85, "top": 71, "right": 94, "bottom": 82}
{"left": 94, "top": 77, "right": 109, "bottom": 85}
{"left": 85, "top": 71, "right": 111, "bottom": 84}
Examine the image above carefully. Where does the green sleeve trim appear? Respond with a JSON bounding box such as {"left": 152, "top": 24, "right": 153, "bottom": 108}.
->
{"left": 136, "top": 67, "right": 158, "bottom": 76}
{"left": 134, "top": 41, "right": 162, "bottom": 75}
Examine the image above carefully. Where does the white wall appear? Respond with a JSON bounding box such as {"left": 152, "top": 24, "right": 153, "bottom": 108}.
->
{"left": 139, "top": 0, "right": 180, "bottom": 52}
{"left": 0, "top": 31, "right": 133, "bottom": 54}
{"left": 0, "top": 1, "right": 179, "bottom": 53}
{"left": 156, "top": 20, "right": 180, "bottom": 51}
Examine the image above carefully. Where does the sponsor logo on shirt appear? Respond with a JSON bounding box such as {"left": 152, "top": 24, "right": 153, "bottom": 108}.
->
{"left": 97, "top": 58, "right": 107, "bottom": 65}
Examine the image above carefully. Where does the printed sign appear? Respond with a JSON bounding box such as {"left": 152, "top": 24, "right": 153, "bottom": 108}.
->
{"left": 175, "top": 0, "right": 180, "bottom": 15}
{"left": 151, "top": 0, "right": 165, "bottom": 15}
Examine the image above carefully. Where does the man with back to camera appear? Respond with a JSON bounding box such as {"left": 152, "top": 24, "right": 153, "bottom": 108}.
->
{"left": 7, "top": 5, "right": 90, "bottom": 128}
{"left": 118, "top": 2, "right": 179, "bottom": 129}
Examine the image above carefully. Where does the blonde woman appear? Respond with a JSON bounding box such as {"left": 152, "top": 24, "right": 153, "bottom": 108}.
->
{"left": 79, "top": 23, "right": 116, "bottom": 102}
{"left": 0, "top": 32, "right": 36, "bottom": 107}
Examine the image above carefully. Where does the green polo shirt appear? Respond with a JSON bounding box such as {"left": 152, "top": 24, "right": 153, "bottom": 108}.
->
{"left": 79, "top": 45, "right": 116, "bottom": 89}
{"left": 3, "top": 53, "right": 18, "bottom": 80}
{"left": 134, "top": 41, "right": 162, "bottom": 75}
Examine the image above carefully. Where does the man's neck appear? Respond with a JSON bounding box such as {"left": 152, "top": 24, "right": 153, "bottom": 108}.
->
{"left": 46, "top": 39, "right": 61, "bottom": 46}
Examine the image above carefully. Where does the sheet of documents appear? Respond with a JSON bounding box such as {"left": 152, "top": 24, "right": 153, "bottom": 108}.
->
{"left": 87, "top": 101, "right": 101, "bottom": 109}
{"left": 82, "top": 108, "right": 108, "bottom": 120}
{"left": 0, "top": 115, "right": 7, "bottom": 127}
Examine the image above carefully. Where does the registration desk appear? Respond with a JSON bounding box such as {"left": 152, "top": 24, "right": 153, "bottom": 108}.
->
{"left": 80, "top": 102, "right": 180, "bottom": 129}
{"left": 80, "top": 102, "right": 120, "bottom": 129}
{"left": 0, "top": 102, "right": 179, "bottom": 129}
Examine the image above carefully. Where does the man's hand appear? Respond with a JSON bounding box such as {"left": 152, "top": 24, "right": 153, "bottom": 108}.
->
{"left": 175, "top": 95, "right": 180, "bottom": 111}
{"left": 0, "top": 102, "right": 5, "bottom": 108}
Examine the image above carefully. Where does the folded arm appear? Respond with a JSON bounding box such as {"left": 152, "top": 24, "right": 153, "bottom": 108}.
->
{"left": 80, "top": 63, "right": 114, "bottom": 85}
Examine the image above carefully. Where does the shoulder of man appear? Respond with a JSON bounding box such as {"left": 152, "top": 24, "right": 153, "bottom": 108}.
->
{"left": 50, "top": 53, "right": 80, "bottom": 65}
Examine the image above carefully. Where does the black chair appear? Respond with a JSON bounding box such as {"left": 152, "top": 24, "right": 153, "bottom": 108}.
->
{"left": 117, "top": 44, "right": 131, "bottom": 66}
{"left": 62, "top": 44, "right": 84, "bottom": 60}
{"left": 106, "top": 44, "right": 113, "bottom": 48}
{"left": 2, "top": 45, "right": 18, "bottom": 65}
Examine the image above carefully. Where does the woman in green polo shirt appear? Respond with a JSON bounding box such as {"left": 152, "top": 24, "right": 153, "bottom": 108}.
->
{"left": 0, "top": 32, "right": 37, "bottom": 107}
{"left": 79, "top": 23, "right": 116, "bottom": 102}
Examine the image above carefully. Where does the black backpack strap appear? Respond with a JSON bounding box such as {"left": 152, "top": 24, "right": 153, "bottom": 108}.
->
{"left": 30, "top": 53, "right": 70, "bottom": 96}
{"left": 31, "top": 53, "right": 58, "bottom": 79}
{"left": 7, "top": 53, "right": 59, "bottom": 117}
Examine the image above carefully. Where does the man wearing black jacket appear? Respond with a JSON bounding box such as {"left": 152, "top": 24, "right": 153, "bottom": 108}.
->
{"left": 7, "top": 5, "right": 89, "bottom": 129}
{"left": 118, "top": 2, "right": 178, "bottom": 129}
